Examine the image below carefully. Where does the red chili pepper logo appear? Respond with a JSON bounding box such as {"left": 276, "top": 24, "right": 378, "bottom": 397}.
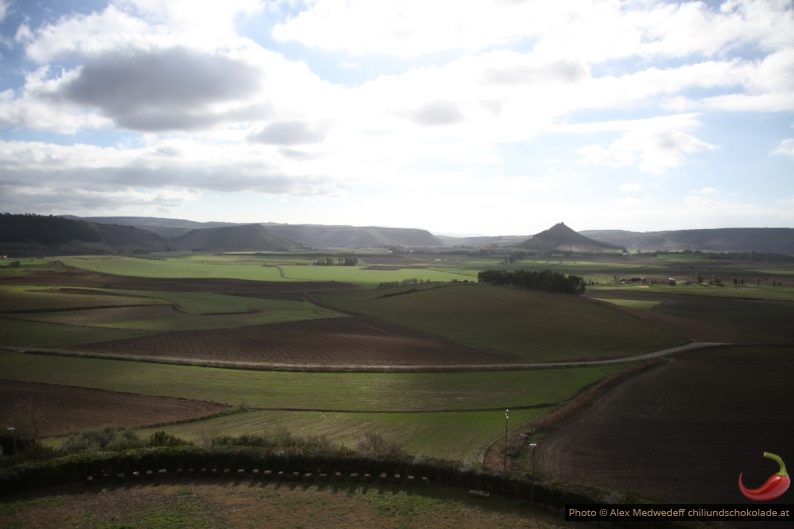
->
{"left": 739, "top": 452, "right": 790, "bottom": 502}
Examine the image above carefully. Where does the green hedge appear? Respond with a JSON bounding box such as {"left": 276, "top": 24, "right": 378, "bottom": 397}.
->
{"left": 0, "top": 447, "right": 699, "bottom": 529}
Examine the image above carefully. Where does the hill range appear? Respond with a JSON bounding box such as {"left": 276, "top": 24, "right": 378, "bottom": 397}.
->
{"left": 2, "top": 213, "right": 794, "bottom": 255}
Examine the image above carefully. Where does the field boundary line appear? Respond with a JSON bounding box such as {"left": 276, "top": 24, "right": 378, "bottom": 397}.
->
{"left": 1, "top": 341, "right": 731, "bottom": 373}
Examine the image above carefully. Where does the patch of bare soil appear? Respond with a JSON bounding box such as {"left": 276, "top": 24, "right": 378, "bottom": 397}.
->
{"left": 80, "top": 316, "right": 518, "bottom": 367}
{"left": 0, "top": 380, "right": 228, "bottom": 437}
{"left": 536, "top": 347, "right": 794, "bottom": 513}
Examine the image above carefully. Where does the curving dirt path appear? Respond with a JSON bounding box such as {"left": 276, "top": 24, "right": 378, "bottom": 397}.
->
{"left": 4, "top": 341, "right": 729, "bottom": 373}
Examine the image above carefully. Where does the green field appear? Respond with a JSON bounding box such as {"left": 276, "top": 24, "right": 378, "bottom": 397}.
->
{"left": 279, "top": 264, "right": 473, "bottom": 284}
{"left": 4, "top": 249, "right": 793, "bottom": 478}
{"left": 60, "top": 255, "right": 287, "bottom": 281}
{"left": 591, "top": 297, "right": 661, "bottom": 310}
{"left": 0, "top": 283, "right": 341, "bottom": 337}
{"left": 5, "top": 296, "right": 339, "bottom": 332}
{"left": 136, "top": 408, "right": 544, "bottom": 462}
{"left": 59, "top": 255, "right": 478, "bottom": 285}
{"left": 0, "top": 317, "right": 156, "bottom": 348}
{"left": 0, "top": 351, "right": 622, "bottom": 412}
{"left": 0, "top": 285, "right": 168, "bottom": 312}
{"left": 316, "top": 284, "right": 680, "bottom": 362}
{"left": 589, "top": 282, "right": 794, "bottom": 301}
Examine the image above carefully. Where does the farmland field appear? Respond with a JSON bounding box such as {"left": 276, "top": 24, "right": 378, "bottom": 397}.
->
{"left": 0, "top": 380, "right": 228, "bottom": 437}
{"left": 538, "top": 345, "right": 794, "bottom": 506}
{"left": 0, "top": 351, "right": 622, "bottom": 412}
{"left": 81, "top": 316, "right": 518, "bottom": 367}
{"left": 135, "top": 408, "right": 545, "bottom": 462}
{"left": 3, "top": 249, "right": 794, "bottom": 524}
{"left": 315, "top": 284, "right": 681, "bottom": 362}
{"left": 1, "top": 349, "right": 621, "bottom": 462}
{"left": 5, "top": 296, "right": 338, "bottom": 332}
{"left": 59, "top": 255, "right": 478, "bottom": 285}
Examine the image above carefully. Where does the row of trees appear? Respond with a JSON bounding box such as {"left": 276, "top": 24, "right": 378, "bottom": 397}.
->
{"left": 478, "top": 269, "right": 586, "bottom": 295}
{"left": 376, "top": 278, "right": 432, "bottom": 289}
{"left": 314, "top": 256, "right": 359, "bottom": 266}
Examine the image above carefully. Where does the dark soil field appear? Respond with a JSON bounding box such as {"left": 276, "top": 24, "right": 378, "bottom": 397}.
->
{"left": 81, "top": 316, "right": 518, "bottom": 366}
{"left": 588, "top": 289, "right": 794, "bottom": 343}
{"left": 538, "top": 346, "right": 794, "bottom": 513}
{"left": 0, "top": 380, "right": 228, "bottom": 437}
{"left": 0, "top": 482, "right": 575, "bottom": 529}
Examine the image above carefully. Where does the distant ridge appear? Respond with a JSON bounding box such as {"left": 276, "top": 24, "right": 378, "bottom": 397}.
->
{"left": 5, "top": 214, "right": 794, "bottom": 255}
{"left": 518, "top": 223, "right": 625, "bottom": 254}
{"left": 171, "top": 224, "right": 300, "bottom": 252}
{"left": 582, "top": 228, "right": 794, "bottom": 255}
{"left": 82, "top": 216, "right": 442, "bottom": 248}
{"left": 0, "top": 214, "right": 167, "bottom": 255}
{"left": 77, "top": 216, "right": 234, "bottom": 238}
{"left": 266, "top": 224, "right": 442, "bottom": 248}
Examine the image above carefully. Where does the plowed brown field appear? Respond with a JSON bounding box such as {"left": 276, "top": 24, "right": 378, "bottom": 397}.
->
{"left": 537, "top": 346, "right": 794, "bottom": 513}
{"left": 81, "top": 317, "right": 517, "bottom": 366}
{"left": 0, "top": 380, "right": 228, "bottom": 437}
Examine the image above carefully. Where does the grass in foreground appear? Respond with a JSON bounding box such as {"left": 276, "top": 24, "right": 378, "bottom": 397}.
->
{"left": 0, "top": 482, "right": 573, "bottom": 529}
{"left": 0, "top": 351, "right": 622, "bottom": 412}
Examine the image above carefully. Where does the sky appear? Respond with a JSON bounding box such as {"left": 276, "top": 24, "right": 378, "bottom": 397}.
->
{"left": 0, "top": 0, "right": 793, "bottom": 236}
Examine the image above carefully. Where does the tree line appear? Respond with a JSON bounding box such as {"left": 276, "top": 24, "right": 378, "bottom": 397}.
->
{"left": 477, "top": 269, "right": 586, "bottom": 294}
{"left": 314, "top": 256, "right": 358, "bottom": 266}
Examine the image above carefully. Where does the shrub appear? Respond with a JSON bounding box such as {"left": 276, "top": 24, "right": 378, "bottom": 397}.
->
{"left": 62, "top": 427, "right": 142, "bottom": 454}
{"left": 148, "top": 431, "right": 189, "bottom": 448}
{"left": 356, "top": 433, "right": 404, "bottom": 457}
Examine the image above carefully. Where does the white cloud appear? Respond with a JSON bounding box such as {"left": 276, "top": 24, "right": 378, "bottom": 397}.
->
{"left": 273, "top": 0, "right": 545, "bottom": 58}
{"left": 702, "top": 47, "right": 794, "bottom": 111}
{"left": 570, "top": 114, "right": 717, "bottom": 174}
{"left": 273, "top": 0, "right": 794, "bottom": 60}
{"left": 0, "top": 138, "right": 342, "bottom": 215}
{"left": 772, "top": 138, "right": 794, "bottom": 158}
{"left": 685, "top": 187, "right": 720, "bottom": 207}
{"left": 618, "top": 182, "right": 643, "bottom": 193}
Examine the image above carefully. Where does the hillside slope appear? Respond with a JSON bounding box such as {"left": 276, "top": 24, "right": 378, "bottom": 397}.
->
{"left": 171, "top": 224, "right": 300, "bottom": 252}
{"left": 582, "top": 228, "right": 794, "bottom": 255}
{"left": 266, "top": 224, "right": 442, "bottom": 247}
{"left": 0, "top": 214, "right": 167, "bottom": 255}
{"left": 518, "top": 223, "right": 625, "bottom": 254}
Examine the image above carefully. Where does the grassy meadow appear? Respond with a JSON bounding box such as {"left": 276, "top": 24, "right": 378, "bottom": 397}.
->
{"left": 2, "top": 348, "right": 618, "bottom": 462}
{"left": 135, "top": 408, "right": 546, "bottom": 462}
{"left": 0, "top": 351, "right": 622, "bottom": 412}
{"left": 57, "top": 254, "right": 478, "bottom": 285}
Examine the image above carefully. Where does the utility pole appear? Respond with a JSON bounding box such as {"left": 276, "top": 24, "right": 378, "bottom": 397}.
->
{"left": 503, "top": 409, "right": 509, "bottom": 473}
{"left": 529, "top": 442, "right": 538, "bottom": 506}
